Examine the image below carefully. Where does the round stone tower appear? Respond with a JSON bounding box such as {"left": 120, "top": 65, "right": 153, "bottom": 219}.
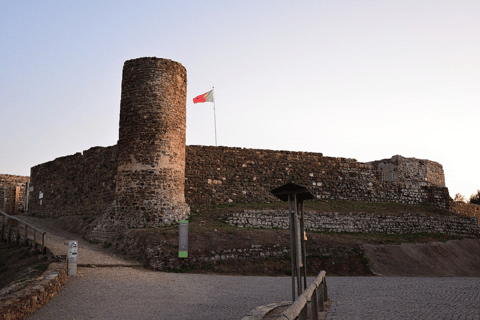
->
{"left": 113, "top": 57, "right": 189, "bottom": 228}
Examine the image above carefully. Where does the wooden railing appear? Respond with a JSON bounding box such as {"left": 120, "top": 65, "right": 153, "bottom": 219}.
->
{"left": 277, "top": 271, "right": 328, "bottom": 320}
{"left": 0, "top": 210, "right": 47, "bottom": 253}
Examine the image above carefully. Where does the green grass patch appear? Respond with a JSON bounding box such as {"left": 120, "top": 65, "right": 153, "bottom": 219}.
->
{"left": 33, "top": 263, "right": 49, "bottom": 273}
{"left": 360, "top": 253, "right": 372, "bottom": 274}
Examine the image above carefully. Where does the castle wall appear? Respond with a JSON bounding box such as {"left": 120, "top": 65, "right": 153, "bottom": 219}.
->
{"left": 26, "top": 144, "right": 450, "bottom": 219}
{"left": 28, "top": 146, "right": 118, "bottom": 217}
{"left": 367, "top": 155, "right": 445, "bottom": 187}
{"left": 184, "top": 146, "right": 450, "bottom": 208}
{"left": 26, "top": 145, "right": 451, "bottom": 218}
{"left": 0, "top": 174, "right": 30, "bottom": 214}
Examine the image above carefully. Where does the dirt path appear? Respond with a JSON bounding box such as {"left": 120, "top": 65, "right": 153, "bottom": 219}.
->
{"left": 364, "top": 239, "right": 480, "bottom": 276}
{"left": 17, "top": 215, "right": 141, "bottom": 267}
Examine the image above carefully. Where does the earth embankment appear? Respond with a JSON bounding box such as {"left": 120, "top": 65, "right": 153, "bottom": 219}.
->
{"left": 364, "top": 239, "right": 480, "bottom": 276}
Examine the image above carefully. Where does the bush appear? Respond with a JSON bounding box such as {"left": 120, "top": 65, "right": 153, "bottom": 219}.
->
{"left": 469, "top": 190, "right": 480, "bottom": 205}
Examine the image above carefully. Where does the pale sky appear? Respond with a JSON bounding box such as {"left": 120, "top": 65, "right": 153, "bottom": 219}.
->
{"left": 1, "top": 1, "right": 479, "bottom": 199}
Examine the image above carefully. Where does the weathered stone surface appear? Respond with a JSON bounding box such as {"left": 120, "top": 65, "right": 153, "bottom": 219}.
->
{"left": 0, "top": 262, "right": 67, "bottom": 320}
{"left": 0, "top": 174, "right": 30, "bottom": 214}
{"left": 226, "top": 210, "right": 480, "bottom": 236}
{"left": 184, "top": 147, "right": 450, "bottom": 208}
{"left": 26, "top": 147, "right": 451, "bottom": 220}
{"left": 98, "top": 57, "right": 190, "bottom": 230}
{"left": 28, "top": 146, "right": 118, "bottom": 217}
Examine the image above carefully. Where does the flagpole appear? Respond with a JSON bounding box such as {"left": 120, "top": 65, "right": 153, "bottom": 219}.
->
{"left": 213, "top": 86, "right": 217, "bottom": 146}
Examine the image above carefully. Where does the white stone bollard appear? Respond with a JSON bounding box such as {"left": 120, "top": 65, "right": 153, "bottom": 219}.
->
{"left": 68, "top": 240, "right": 78, "bottom": 276}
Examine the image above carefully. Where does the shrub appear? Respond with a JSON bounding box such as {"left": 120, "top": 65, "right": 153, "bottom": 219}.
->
{"left": 469, "top": 190, "right": 480, "bottom": 205}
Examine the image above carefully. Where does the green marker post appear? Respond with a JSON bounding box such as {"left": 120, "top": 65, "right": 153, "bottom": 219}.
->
{"left": 179, "top": 220, "right": 188, "bottom": 258}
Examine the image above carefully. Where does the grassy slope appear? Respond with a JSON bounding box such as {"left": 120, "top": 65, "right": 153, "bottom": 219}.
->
{"left": 110, "top": 201, "right": 476, "bottom": 276}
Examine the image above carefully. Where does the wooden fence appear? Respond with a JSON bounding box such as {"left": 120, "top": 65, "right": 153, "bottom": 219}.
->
{"left": 277, "top": 270, "right": 328, "bottom": 320}
{"left": 0, "top": 210, "right": 47, "bottom": 253}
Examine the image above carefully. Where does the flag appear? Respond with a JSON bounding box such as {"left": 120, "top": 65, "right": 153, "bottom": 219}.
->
{"left": 193, "top": 89, "right": 214, "bottom": 104}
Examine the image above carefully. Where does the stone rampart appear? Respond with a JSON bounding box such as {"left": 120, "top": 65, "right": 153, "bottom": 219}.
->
{"left": 27, "top": 145, "right": 450, "bottom": 219}
{"left": 184, "top": 146, "right": 450, "bottom": 208}
{"left": 0, "top": 174, "right": 30, "bottom": 214}
{"left": 226, "top": 210, "right": 480, "bottom": 236}
{"left": 28, "top": 146, "right": 118, "bottom": 217}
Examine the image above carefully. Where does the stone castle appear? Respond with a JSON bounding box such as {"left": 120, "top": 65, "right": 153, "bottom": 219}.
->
{"left": 1, "top": 57, "right": 454, "bottom": 230}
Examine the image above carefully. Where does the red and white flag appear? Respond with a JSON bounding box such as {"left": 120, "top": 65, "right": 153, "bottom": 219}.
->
{"left": 193, "top": 89, "right": 214, "bottom": 103}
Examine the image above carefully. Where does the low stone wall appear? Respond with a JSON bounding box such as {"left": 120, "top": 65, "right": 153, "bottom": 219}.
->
{"left": 226, "top": 210, "right": 480, "bottom": 236}
{"left": 0, "top": 261, "right": 68, "bottom": 320}
{"left": 146, "top": 244, "right": 290, "bottom": 271}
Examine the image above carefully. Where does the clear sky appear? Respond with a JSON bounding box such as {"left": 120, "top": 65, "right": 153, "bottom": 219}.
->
{"left": 1, "top": 1, "right": 479, "bottom": 199}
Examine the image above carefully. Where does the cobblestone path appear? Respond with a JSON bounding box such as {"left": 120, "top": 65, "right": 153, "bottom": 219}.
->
{"left": 326, "top": 277, "right": 480, "bottom": 320}
{"left": 20, "top": 217, "right": 480, "bottom": 319}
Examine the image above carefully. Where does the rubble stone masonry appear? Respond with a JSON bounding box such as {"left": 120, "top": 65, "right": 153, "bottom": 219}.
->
{"left": 28, "top": 146, "right": 117, "bottom": 217}
{"left": 94, "top": 57, "right": 190, "bottom": 231}
{"left": 226, "top": 210, "right": 480, "bottom": 236}
{"left": 184, "top": 146, "right": 450, "bottom": 208}
{"left": 28, "top": 145, "right": 450, "bottom": 220}
{"left": 0, "top": 174, "right": 30, "bottom": 214}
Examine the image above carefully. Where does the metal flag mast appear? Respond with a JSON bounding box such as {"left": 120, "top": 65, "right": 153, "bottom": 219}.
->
{"left": 212, "top": 86, "right": 217, "bottom": 146}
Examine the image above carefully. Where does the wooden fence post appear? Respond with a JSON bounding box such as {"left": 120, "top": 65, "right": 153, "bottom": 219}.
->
{"left": 15, "top": 222, "right": 20, "bottom": 244}
{"left": 24, "top": 224, "right": 29, "bottom": 245}
{"left": 7, "top": 220, "right": 12, "bottom": 243}
{"left": 311, "top": 288, "right": 319, "bottom": 320}
{"left": 319, "top": 282, "right": 325, "bottom": 311}
{"left": 324, "top": 278, "right": 328, "bottom": 302}
{"left": 0, "top": 215, "right": 5, "bottom": 241}
{"left": 42, "top": 233, "right": 46, "bottom": 254}
{"left": 14, "top": 186, "right": 20, "bottom": 214}
{"left": 299, "top": 303, "right": 308, "bottom": 320}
